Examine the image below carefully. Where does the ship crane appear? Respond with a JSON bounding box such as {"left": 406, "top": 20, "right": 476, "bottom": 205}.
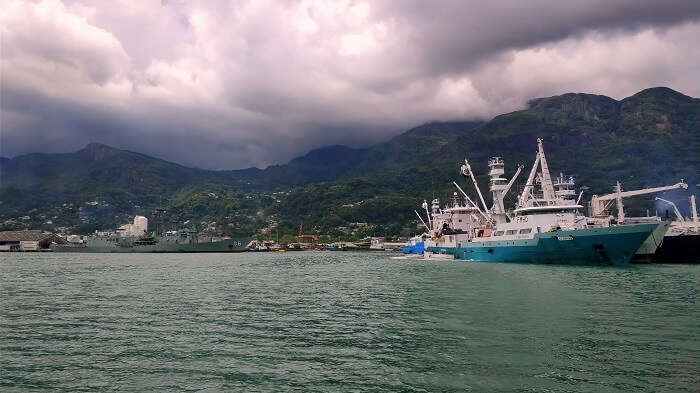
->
{"left": 460, "top": 160, "right": 490, "bottom": 216}
{"left": 656, "top": 195, "right": 700, "bottom": 232}
{"left": 453, "top": 181, "right": 490, "bottom": 222}
{"left": 518, "top": 138, "right": 557, "bottom": 208}
{"left": 421, "top": 200, "right": 432, "bottom": 229}
{"left": 655, "top": 197, "right": 685, "bottom": 223}
{"left": 500, "top": 165, "right": 524, "bottom": 200}
{"left": 590, "top": 180, "right": 688, "bottom": 223}
{"left": 414, "top": 210, "right": 430, "bottom": 231}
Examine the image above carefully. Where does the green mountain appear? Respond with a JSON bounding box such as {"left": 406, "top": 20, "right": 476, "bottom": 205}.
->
{"left": 230, "top": 145, "right": 369, "bottom": 189}
{"left": 1, "top": 87, "right": 698, "bottom": 238}
{"left": 0, "top": 142, "right": 366, "bottom": 193}
{"left": 271, "top": 87, "right": 699, "bottom": 237}
{"left": 0, "top": 142, "right": 366, "bottom": 234}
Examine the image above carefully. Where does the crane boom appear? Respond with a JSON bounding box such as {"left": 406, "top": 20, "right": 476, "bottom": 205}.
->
{"left": 453, "top": 181, "right": 490, "bottom": 221}
{"left": 536, "top": 139, "right": 556, "bottom": 202}
{"left": 594, "top": 181, "right": 688, "bottom": 201}
{"left": 461, "top": 159, "right": 490, "bottom": 217}
{"left": 422, "top": 200, "right": 431, "bottom": 229}
{"left": 655, "top": 197, "right": 685, "bottom": 223}
{"left": 590, "top": 180, "right": 688, "bottom": 217}
{"left": 519, "top": 153, "right": 540, "bottom": 207}
{"left": 500, "top": 164, "right": 524, "bottom": 198}
{"left": 414, "top": 210, "right": 430, "bottom": 231}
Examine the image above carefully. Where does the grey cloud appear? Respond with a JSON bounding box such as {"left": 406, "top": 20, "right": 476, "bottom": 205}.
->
{"left": 372, "top": 0, "right": 700, "bottom": 76}
{"left": 1, "top": 0, "right": 700, "bottom": 169}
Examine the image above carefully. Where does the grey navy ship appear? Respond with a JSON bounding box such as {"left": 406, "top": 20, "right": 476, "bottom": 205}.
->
{"left": 53, "top": 216, "right": 250, "bottom": 253}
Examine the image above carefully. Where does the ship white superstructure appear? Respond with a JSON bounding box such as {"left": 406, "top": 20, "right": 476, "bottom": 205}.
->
{"left": 117, "top": 216, "right": 148, "bottom": 237}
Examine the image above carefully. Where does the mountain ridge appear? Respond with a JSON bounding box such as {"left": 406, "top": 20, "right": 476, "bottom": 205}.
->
{"left": 1, "top": 86, "right": 698, "bottom": 237}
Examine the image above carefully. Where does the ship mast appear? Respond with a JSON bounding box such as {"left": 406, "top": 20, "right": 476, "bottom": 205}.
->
{"left": 691, "top": 195, "right": 699, "bottom": 230}
{"left": 519, "top": 151, "right": 540, "bottom": 208}
{"left": 615, "top": 182, "right": 625, "bottom": 223}
{"left": 537, "top": 138, "right": 556, "bottom": 204}
{"left": 422, "top": 200, "right": 432, "bottom": 229}
{"left": 516, "top": 138, "right": 582, "bottom": 212}
{"left": 487, "top": 157, "right": 523, "bottom": 223}
{"left": 488, "top": 157, "right": 507, "bottom": 214}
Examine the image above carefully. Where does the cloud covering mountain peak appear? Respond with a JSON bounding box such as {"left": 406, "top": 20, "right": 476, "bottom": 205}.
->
{"left": 2, "top": 0, "right": 699, "bottom": 169}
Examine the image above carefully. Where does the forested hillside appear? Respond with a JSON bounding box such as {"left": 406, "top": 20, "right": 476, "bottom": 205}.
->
{"left": 2, "top": 87, "right": 698, "bottom": 238}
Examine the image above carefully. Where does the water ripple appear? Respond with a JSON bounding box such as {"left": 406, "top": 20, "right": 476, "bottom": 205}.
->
{"left": 1, "top": 252, "right": 698, "bottom": 392}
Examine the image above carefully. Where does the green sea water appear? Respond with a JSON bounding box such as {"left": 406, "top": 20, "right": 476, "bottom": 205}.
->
{"left": 1, "top": 252, "right": 698, "bottom": 392}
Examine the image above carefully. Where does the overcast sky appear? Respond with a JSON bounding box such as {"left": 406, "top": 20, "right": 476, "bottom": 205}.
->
{"left": 2, "top": 0, "right": 700, "bottom": 169}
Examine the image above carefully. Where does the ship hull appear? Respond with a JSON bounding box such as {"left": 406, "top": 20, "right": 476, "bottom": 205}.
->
{"left": 454, "top": 223, "right": 659, "bottom": 266}
{"left": 632, "top": 222, "right": 671, "bottom": 263}
{"left": 652, "top": 234, "right": 700, "bottom": 264}
{"left": 427, "top": 246, "right": 457, "bottom": 256}
{"left": 53, "top": 237, "right": 251, "bottom": 253}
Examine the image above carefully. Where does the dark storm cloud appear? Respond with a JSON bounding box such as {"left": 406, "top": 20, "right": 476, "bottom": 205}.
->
{"left": 1, "top": 0, "right": 700, "bottom": 169}
{"left": 371, "top": 0, "right": 700, "bottom": 77}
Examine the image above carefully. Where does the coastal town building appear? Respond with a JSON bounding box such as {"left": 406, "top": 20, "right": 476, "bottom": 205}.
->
{"left": 0, "top": 230, "right": 66, "bottom": 251}
{"left": 296, "top": 221, "right": 318, "bottom": 245}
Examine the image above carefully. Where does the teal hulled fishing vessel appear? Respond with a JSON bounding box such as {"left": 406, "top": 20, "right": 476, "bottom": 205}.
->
{"left": 454, "top": 223, "right": 663, "bottom": 265}
{"left": 427, "top": 139, "right": 663, "bottom": 266}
